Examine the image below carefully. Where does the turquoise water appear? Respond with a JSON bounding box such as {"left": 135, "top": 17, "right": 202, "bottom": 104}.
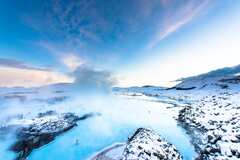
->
{"left": 0, "top": 93, "right": 196, "bottom": 160}
{"left": 0, "top": 132, "right": 17, "bottom": 160}
{"left": 27, "top": 95, "right": 196, "bottom": 160}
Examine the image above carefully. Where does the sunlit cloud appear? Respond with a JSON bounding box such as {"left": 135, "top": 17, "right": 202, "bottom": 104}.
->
{"left": 0, "top": 58, "right": 45, "bottom": 71}
{"left": 0, "top": 56, "right": 73, "bottom": 88}
{"left": 2, "top": 0, "right": 237, "bottom": 89}
{"left": 61, "top": 54, "right": 85, "bottom": 71}
{"left": 0, "top": 66, "right": 73, "bottom": 88}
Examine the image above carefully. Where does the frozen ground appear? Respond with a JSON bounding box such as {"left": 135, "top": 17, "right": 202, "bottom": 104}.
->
{"left": 0, "top": 84, "right": 195, "bottom": 160}
{"left": 1, "top": 65, "right": 239, "bottom": 160}
{"left": 115, "top": 65, "right": 240, "bottom": 159}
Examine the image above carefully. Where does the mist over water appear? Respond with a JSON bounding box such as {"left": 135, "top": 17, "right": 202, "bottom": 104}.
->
{"left": 0, "top": 85, "right": 196, "bottom": 160}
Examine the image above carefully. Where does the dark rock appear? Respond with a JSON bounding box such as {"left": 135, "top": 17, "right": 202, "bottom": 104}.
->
{"left": 10, "top": 112, "right": 95, "bottom": 160}
{"left": 175, "top": 87, "right": 196, "bottom": 90}
{"left": 209, "top": 135, "right": 221, "bottom": 144}
{"left": 235, "top": 134, "right": 240, "bottom": 139}
{"left": 37, "top": 110, "right": 56, "bottom": 118}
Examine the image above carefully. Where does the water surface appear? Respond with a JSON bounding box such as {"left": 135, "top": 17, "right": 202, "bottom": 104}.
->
{"left": 27, "top": 95, "right": 196, "bottom": 160}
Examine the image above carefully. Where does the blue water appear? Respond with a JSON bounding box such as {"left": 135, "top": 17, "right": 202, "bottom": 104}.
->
{"left": 0, "top": 93, "right": 196, "bottom": 160}
{"left": 26, "top": 95, "right": 196, "bottom": 160}
{"left": 0, "top": 132, "right": 16, "bottom": 160}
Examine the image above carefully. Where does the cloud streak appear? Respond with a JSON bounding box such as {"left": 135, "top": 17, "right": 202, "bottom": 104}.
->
{"left": 21, "top": 0, "right": 213, "bottom": 82}
{"left": 0, "top": 66, "right": 73, "bottom": 88}
{"left": 24, "top": 0, "right": 162, "bottom": 50}
{"left": 25, "top": 0, "right": 212, "bottom": 55}
{"left": 0, "top": 58, "right": 73, "bottom": 87}
{"left": 146, "top": 0, "right": 211, "bottom": 50}
{"left": 0, "top": 58, "right": 46, "bottom": 71}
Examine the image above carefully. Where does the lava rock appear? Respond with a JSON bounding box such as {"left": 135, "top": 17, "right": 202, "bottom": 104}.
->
{"left": 10, "top": 112, "right": 95, "bottom": 160}
{"left": 122, "top": 128, "right": 182, "bottom": 160}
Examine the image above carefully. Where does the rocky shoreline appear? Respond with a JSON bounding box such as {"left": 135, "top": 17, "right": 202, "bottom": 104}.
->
{"left": 114, "top": 73, "right": 240, "bottom": 160}
{"left": 177, "top": 91, "right": 240, "bottom": 160}
{"left": 1, "top": 66, "right": 239, "bottom": 160}
{"left": 122, "top": 128, "right": 182, "bottom": 160}
{"left": 92, "top": 128, "right": 182, "bottom": 160}
{"left": 10, "top": 111, "right": 95, "bottom": 160}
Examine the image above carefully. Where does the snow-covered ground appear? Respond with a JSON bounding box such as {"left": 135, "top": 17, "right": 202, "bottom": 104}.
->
{"left": 0, "top": 84, "right": 195, "bottom": 160}
{"left": 115, "top": 65, "right": 240, "bottom": 159}
{"left": 1, "top": 65, "right": 239, "bottom": 160}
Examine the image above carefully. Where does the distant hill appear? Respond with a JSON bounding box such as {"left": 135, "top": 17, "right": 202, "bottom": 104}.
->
{"left": 175, "top": 64, "right": 240, "bottom": 89}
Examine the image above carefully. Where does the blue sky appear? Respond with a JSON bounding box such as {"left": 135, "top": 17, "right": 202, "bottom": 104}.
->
{"left": 0, "top": 0, "right": 240, "bottom": 87}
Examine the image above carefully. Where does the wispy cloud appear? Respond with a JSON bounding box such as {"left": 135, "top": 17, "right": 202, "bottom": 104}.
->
{"left": 25, "top": 0, "right": 105, "bottom": 46}
{"left": 0, "top": 58, "right": 46, "bottom": 71}
{"left": 24, "top": 0, "right": 163, "bottom": 50}
{"left": 36, "top": 41, "right": 88, "bottom": 71}
{"left": 0, "top": 58, "right": 73, "bottom": 87}
{"left": 22, "top": 0, "right": 212, "bottom": 73}
{"left": 146, "top": 0, "right": 211, "bottom": 50}
{"left": 0, "top": 66, "right": 73, "bottom": 88}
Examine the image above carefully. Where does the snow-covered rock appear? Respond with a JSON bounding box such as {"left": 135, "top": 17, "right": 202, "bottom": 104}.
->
{"left": 178, "top": 91, "right": 240, "bottom": 160}
{"left": 122, "top": 128, "right": 182, "bottom": 160}
{"left": 114, "top": 65, "right": 240, "bottom": 160}
{"left": 92, "top": 128, "right": 182, "bottom": 160}
{"left": 10, "top": 111, "right": 95, "bottom": 160}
